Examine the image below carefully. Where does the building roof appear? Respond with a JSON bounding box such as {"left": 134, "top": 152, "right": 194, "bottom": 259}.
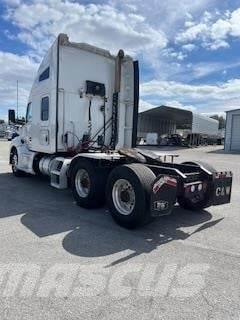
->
{"left": 226, "top": 108, "right": 240, "bottom": 113}
{"left": 139, "top": 105, "right": 192, "bottom": 125}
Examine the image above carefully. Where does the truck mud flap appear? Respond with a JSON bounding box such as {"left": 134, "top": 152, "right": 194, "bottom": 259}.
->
{"left": 150, "top": 175, "right": 178, "bottom": 217}
{"left": 212, "top": 172, "right": 232, "bottom": 206}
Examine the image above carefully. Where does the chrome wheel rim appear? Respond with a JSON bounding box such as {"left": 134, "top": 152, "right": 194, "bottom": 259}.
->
{"left": 75, "top": 169, "right": 90, "bottom": 198}
{"left": 12, "top": 154, "right": 18, "bottom": 172}
{"left": 112, "top": 179, "right": 136, "bottom": 215}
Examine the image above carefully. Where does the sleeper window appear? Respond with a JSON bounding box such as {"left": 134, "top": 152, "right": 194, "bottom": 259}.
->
{"left": 39, "top": 67, "right": 50, "bottom": 82}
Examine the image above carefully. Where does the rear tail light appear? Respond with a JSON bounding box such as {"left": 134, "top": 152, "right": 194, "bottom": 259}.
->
{"left": 185, "top": 182, "right": 205, "bottom": 193}
{"left": 190, "top": 185, "right": 195, "bottom": 192}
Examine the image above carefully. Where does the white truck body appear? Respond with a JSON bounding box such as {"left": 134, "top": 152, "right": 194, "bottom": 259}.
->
{"left": 21, "top": 34, "right": 136, "bottom": 155}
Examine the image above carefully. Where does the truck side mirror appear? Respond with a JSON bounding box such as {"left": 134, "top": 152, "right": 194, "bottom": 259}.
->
{"left": 8, "top": 109, "right": 16, "bottom": 124}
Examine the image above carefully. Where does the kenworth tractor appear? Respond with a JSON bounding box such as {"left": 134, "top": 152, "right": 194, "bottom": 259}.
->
{"left": 9, "top": 34, "right": 232, "bottom": 228}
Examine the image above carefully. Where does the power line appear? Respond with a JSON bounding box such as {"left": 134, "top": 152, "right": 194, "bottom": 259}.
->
{"left": 17, "top": 80, "right": 18, "bottom": 120}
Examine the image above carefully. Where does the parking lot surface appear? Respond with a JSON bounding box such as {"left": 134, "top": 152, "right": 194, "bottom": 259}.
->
{"left": 0, "top": 139, "right": 240, "bottom": 320}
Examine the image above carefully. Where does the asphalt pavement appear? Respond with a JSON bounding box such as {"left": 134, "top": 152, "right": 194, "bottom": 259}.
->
{"left": 0, "top": 140, "right": 239, "bottom": 320}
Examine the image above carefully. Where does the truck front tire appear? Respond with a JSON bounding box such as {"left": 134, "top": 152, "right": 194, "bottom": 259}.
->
{"left": 71, "top": 159, "right": 108, "bottom": 209}
{"left": 106, "top": 164, "right": 156, "bottom": 229}
{"left": 11, "top": 148, "right": 25, "bottom": 177}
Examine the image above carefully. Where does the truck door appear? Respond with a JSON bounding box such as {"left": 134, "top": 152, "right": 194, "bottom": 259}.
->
{"left": 36, "top": 94, "right": 56, "bottom": 153}
{"left": 25, "top": 95, "right": 55, "bottom": 153}
{"left": 39, "top": 96, "right": 50, "bottom": 148}
{"left": 25, "top": 102, "right": 33, "bottom": 149}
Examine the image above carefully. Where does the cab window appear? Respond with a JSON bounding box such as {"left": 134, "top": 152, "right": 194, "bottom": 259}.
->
{"left": 41, "top": 96, "right": 49, "bottom": 121}
{"left": 26, "top": 102, "right": 32, "bottom": 122}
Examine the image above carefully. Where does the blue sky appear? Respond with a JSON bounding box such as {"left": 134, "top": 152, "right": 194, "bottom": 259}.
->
{"left": 0, "top": 0, "right": 240, "bottom": 120}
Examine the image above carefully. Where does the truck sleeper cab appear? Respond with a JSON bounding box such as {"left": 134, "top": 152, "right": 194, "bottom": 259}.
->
{"left": 9, "top": 34, "right": 233, "bottom": 229}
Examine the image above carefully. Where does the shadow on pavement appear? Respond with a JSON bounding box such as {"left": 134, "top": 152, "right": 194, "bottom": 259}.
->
{"left": 207, "top": 148, "right": 240, "bottom": 154}
{"left": 0, "top": 172, "right": 223, "bottom": 266}
{"left": 62, "top": 209, "right": 223, "bottom": 267}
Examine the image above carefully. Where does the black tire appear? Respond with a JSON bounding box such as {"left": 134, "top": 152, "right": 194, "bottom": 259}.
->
{"left": 71, "top": 159, "right": 108, "bottom": 209}
{"left": 32, "top": 155, "right": 44, "bottom": 177}
{"left": 178, "top": 161, "right": 214, "bottom": 211}
{"left": 11, "top": 148, "right": 25, "bottom": 177}
{"left": 106, "top": 164, "right": 156, "bottom": 229}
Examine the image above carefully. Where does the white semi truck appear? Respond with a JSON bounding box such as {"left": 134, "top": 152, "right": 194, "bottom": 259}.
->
{"left": 9, "top": 34, "right": 232, "bottom": 228}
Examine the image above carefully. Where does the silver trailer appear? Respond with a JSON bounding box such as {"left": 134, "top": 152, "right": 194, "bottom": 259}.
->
{"left": 138, "top": 106, "right": 219, "bottom": 146}
{"left": 192, "top": 113, "right": 218, "bottom": 135}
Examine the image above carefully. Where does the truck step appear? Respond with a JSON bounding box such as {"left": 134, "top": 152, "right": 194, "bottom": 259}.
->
{"left": 50, "top": 157, "right": 72, "bottom": 189}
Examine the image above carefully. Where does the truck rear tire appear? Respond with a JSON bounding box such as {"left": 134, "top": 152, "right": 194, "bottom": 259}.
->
{"left": 71, "top": 159, "right": 108, "bottom": 209}
{"left": 106, "top": 164, "right": 156, "bottom": 229}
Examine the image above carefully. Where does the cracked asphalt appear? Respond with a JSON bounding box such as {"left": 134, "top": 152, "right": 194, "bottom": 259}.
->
{"left": 0, "top": 139, "right": 240, "bottom": 320}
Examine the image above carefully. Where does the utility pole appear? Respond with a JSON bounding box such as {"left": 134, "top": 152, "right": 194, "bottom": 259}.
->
{"left": 17, "top": 80, "right": 18, "bottom": 120}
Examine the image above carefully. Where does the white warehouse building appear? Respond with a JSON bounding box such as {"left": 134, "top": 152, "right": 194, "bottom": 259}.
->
{"left": 225, "top": 108, "right": 240, "bottom": 152}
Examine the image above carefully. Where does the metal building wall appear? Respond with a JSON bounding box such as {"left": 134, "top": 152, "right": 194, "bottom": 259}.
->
{"left": 225, "top": 109, "right": 240, "bottom": 152}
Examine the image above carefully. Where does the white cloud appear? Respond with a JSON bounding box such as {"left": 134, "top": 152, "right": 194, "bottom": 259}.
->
{"left": 162, "top": 48, "right": 187, "bottom": 61}
{"left": 211, "top": 19, "right": 231, "bottom": 39}
{"left": 0, "top": 52, "right": 38, "bottom": 119}
{"left": 163, "top": 100, "right": 197, "bottom": 112}
{"left": 141, "top": 78, "right": 240, "bottom": 101}
{"left": 174, "top": 52, "right": 187, "bottom": 61}
{"left": 112, "top": 0, "right": 216, "bottom": 38}
{"left": 208, "top": 39, "right": 229, "bottom": 50}
{"left": 139, "top": 99, "right": 156, "bottom": 112}
{"left": 176, "top": 7, "right": 240, "bottom": 50}
{"left": 140, "top": 78, "right": 240, "bottom": 113}
{"left": 202, "top": 111, "right": 226, "bottom": 117}
{"left": 182, "top": 43, "right": 196, "bottom": 51}
{"left": 176, "top": 23, "right": 209, "bottom": 43}
{"left": 229, "top": 8, "right": 240, "bottom": 37}
{"left": 191, "top": 61, "right": 240, "bottom": 78}
{"left": 185, "top": 20, "right": 195, "bottom": 28}
{"left": 6, "top": 0, "right": 167, "bottom": 56}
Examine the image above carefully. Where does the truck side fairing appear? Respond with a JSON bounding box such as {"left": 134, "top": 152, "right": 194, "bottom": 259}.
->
{"left": 23, "top": 37, "right": 58, "bottom": 154}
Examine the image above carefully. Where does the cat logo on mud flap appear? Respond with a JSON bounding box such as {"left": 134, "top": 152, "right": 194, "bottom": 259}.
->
{"left": 215, "top": 186, "right": 231, "bottom": 197}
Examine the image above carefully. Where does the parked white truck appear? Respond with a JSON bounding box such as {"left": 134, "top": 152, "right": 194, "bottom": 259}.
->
{"left": 9, "top": 34, "right": 233, "bottom": 228}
